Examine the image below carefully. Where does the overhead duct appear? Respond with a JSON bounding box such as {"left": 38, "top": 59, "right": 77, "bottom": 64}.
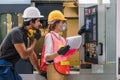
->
{"left": 78, "top": 0, "right": 110, "bottom": 5}
{"left": 32, "top": 0, "right": 77, "bottom": 2}
{"left": 0, "top": 0, "right": 31, "bottom": 13}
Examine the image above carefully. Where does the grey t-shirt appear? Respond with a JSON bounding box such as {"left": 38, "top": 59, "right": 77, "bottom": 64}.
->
{"left": 0, "top": 27, "right": 28, "bottom": 64}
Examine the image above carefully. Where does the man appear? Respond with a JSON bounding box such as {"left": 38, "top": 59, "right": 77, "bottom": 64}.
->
{"left": 0, "top": 7, "right": 43, "bottom": 80}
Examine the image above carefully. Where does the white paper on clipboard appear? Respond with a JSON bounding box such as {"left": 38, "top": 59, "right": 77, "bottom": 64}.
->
{"left": 66, "top": 36, "right": 82, "bottom": 49}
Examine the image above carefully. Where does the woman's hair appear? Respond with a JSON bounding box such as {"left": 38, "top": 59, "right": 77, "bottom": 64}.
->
{"left": 48, "top": 20, "right": 60, "bottom": 32}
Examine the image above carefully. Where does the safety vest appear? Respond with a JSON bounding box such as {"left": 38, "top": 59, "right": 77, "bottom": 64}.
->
{"left": 40, "top": 32, "right": 70, "bottom": 74}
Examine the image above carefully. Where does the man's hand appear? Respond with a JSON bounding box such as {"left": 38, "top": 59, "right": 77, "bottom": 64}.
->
{"left": 29, "top": 52, "right": 40, "bottom": 74}
{"left": 36, "top": 67, "right": 41, "bottom": 74}
{"left": 34, "top": 29, "right": 41, "bottom": 40}
{"left": 57, "top": 45, "right": 70, "bottom": 55}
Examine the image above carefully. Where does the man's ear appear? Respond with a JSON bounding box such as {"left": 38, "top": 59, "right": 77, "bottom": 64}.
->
{"left": 29, "top": 20, "right": 33, "bottom": 25}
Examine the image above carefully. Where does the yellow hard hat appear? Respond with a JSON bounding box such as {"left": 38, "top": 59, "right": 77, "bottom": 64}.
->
{"left": 48, "top": 10, "right": 66, "bottom": 24}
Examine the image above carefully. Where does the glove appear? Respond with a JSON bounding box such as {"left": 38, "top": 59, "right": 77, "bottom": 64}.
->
{"left": 47, "top": 60, "right": 54, "bottom": 63}
{"left": 78, "top": 24, "right": 86, "bottom": 35}
{"left": 57, "top": 45, "right": 70, "bottom": 55}
{"left": 34, "top": 29, "right": 41, "bottom": 40}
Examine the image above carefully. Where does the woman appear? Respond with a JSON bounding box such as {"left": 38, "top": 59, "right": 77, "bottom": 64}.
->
{"left": 42, "top": 10, "right": 70, "bottom": 80}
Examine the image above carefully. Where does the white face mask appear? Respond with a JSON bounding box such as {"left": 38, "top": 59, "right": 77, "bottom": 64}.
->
{"left": 61, "top": 23, "right": 67, "bottom": 31}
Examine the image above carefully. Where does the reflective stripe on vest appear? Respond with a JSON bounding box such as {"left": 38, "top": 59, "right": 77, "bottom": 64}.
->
{"left": 60, "top": 61, "right": 70, "bottom": 65}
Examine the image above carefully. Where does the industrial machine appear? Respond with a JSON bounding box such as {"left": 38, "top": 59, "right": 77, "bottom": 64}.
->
{"left": 84, "top": 5, "right": 99, "bottom": 64}
{"left": 80, "top": 5, "right": 106, "bottom": 65}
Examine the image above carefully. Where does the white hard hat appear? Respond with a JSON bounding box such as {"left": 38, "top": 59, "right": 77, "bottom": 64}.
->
{"left": 22, "top": 7, "right": 44, "bottom": 18}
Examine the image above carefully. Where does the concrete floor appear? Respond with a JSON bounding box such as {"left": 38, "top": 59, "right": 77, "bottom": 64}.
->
{"left": 20, "top": 63, "right": 116, "bottom": 80}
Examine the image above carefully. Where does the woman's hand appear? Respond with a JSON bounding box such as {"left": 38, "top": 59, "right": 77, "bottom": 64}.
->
{"left": 57, "top": 45, "right": 70, "bottom": 55}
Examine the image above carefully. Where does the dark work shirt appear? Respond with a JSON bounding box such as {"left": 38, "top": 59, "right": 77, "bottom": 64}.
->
{"left": 0, "top": 27, "right": 28, "bottom": 64}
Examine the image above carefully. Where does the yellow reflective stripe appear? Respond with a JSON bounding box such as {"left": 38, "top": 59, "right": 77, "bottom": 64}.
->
{"left": 60, "top": 61, "right": 70, "bottom": 65}
{"left": 58, "top": 45, "right": 64, "bottom": 49}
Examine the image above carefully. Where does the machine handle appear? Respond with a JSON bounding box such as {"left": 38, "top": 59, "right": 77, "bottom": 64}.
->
{"left": 98, "top": 42, "right": 103, "bottom": 56}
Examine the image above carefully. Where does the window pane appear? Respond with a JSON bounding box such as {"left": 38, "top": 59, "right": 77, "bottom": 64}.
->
{"left": 7, "top": 14, "right": 12, "bottom": 33}
{"left": 18, "top": 13, "right": 23, "bottom": 27}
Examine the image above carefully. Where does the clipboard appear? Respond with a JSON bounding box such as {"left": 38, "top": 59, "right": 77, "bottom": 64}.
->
{"left": 66, "top": 36, "right": 82, "bottom": 49}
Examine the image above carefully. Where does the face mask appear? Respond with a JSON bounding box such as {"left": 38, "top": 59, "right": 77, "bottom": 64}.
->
{"left": 61, "top": 23, "right": 67, "bottom": 31}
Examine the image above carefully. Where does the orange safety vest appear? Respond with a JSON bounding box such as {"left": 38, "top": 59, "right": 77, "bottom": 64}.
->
{"left": 40, "top": 32, "right": 70, "bottom": 74}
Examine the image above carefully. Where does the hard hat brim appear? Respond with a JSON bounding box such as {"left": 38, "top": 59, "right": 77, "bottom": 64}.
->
{"left": 40, "top": 15, "right": 44, "bottom": 18}
{"left": 63, "top": 19, "right": 67, "bottom": 21}
{"left": 48, "top": 19, "right": 67, "bottom": 24}
{"left": 22, "top": 15, "right": 44, "bottom": 18}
